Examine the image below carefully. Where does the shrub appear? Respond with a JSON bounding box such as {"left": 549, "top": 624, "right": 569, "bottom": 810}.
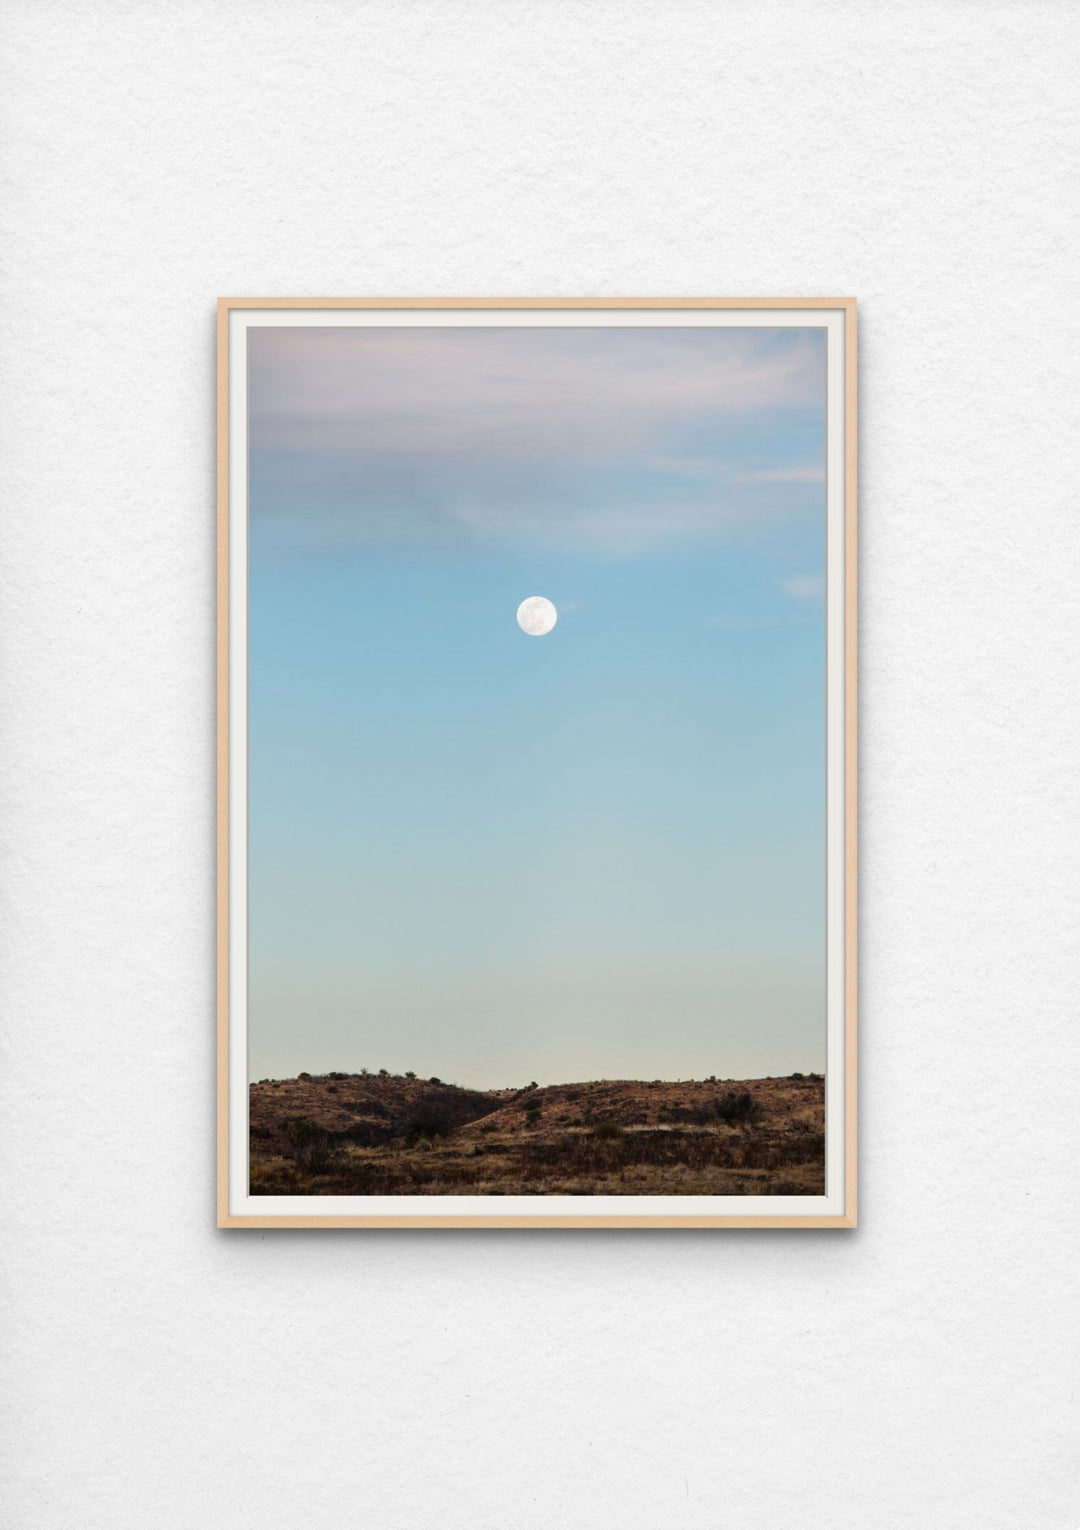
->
{"left": 715, "top": 1091, "right": 763, "bottom": 1127}
{"left": 326, "top": 1084, "right": 338, "bottom": 1094}
{"left": 378, "top": 1068, "right": 389, "bottom": 1077}
{"left": 592, "top": 1121, "right": 623, "bottom": 1141}
{"left": 429, "top": 1076, "right": 442, "bottom": 1085}
{"left": 480, "top": 1122, "right": 498, "bottom": 1134}
{"left": 403, "top": 1111, "right": 451, "bottom": 1147}
{"left": 282, "top": 1117, "right": 336, "bottom": 1173}
{"left": 328, "top": 1071, "right": 348, "bottom": 1080}
{"left": 789, "top": 1072, "right": 805, "bottom": 1081}
{"left": 405, "top": 1071, "right": 416, "bottom": 1079}
{"left": 298, "top": 1071, "right": 311, "bottom": 1080}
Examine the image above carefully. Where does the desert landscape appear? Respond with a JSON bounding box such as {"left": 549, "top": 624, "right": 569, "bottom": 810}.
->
{"left": 249, "top": 1071, "right": 825, "bottom": 1196}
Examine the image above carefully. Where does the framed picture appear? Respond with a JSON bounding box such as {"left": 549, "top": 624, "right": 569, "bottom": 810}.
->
{"left": 218, "top": 298, "right": 857, "bottom": 1228}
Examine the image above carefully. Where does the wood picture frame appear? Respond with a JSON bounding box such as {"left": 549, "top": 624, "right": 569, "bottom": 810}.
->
{"left": 218, "top": 297, "right": 857, "bottom": 1228}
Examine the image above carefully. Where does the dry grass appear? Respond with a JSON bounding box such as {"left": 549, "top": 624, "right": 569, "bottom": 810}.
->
{"left": 249, "top": 1072, "right": 825, "bottom": 1197}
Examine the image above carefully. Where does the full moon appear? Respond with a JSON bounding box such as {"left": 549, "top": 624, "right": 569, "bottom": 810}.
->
{"left": 516, "top": 595, "right": 558, "bottom": 636}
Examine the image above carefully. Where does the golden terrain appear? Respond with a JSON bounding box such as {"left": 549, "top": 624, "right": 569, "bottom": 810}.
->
{"left": 249, "top": 1071, "right": 825, "bottom": 1196}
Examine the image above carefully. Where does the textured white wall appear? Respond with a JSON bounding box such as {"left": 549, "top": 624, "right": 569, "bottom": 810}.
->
{"left": 1, "top": 3, "right": 1076, "bottom": 1526}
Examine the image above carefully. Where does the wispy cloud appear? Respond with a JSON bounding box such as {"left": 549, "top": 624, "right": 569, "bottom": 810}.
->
{"left": 736, "top": 466, "right": 825, "bottom": 483}
{"left": 642, "top": 455, "right": 728, "bottom": 481}
{"left": 249, "top": 326, "right": 826, "bottom": 556}
{"left": 250, "top": 326, "right": 824, "bottom": 460}
{"left": 441, "top": 493, "right": 767, "bottom": 556}
{"left": 782, "top": 575, "right": 825, "bottom": 599}
{"left": 643, "top": 457, "right": 825, "bottom": 488}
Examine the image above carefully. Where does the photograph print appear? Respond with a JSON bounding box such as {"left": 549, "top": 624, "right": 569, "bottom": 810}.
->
{"left": 218, "top": 298, "right": 856, "bottom": 1228}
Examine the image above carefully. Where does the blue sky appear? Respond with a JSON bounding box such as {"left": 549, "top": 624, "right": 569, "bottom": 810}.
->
{"left": 247, "top": 324, "right": 826, "bottom": 1086}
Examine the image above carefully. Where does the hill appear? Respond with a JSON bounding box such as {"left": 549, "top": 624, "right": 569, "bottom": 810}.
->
{"left": 249, "top": 1071, "right": 825, "bottom": 1197}
{"left": 249, "top": 1071, "right": 501, "bottom": 1148}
